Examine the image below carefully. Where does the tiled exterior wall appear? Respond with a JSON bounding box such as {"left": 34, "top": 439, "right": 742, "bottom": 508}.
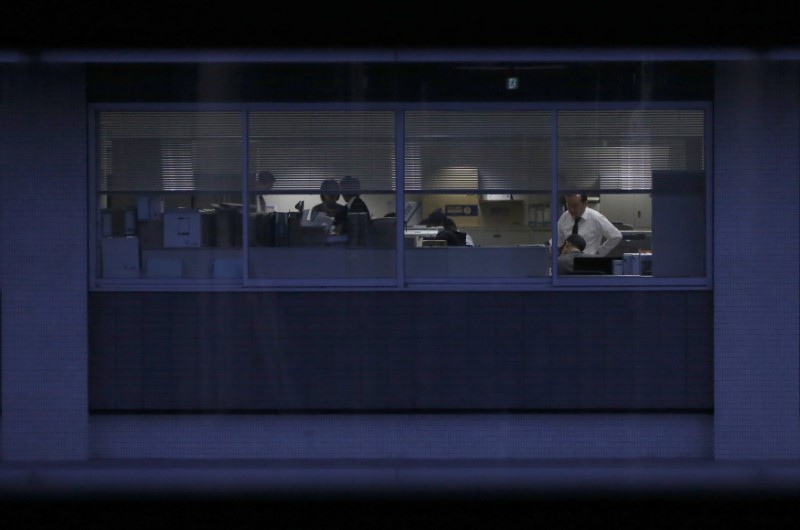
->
{"left": 0, "top": 64, "right": 88, "bottom": 459}
{"left": 714, "top": 61, "right": 800, "bottom": 459}
{"left": 89, "top": 291, "right": 713, "bottom": 411}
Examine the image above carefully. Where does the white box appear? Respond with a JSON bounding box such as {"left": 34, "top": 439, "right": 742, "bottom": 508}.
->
{"left": 163, "top": 208, "right": 201, "bottom": 248}
{"left": 101, "top": 237, "right": 140, "bottom": 278}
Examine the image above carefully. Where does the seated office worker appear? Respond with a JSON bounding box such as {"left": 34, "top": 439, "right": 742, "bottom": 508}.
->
{"left": 557, "top": 234, "right": 587, "bottom": 274}
{"left": 340, "top": 175, "right": 370, "bottom": 218}
{"left": 437, "top": 217, "right": 475, "bottom": 247}
{"left": 310, "top": 179, "right": 348, "bottom": 233}
{"left": 422, "top": 209, "right": 475, "bottom": 247}
{"left": 556, "top": 193, "right": 622, "bottom": 256}
{"left": 421, "top": 208, "right": 446, "bottom": 227}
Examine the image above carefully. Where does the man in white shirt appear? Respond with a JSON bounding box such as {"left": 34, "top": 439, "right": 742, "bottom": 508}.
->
{"left": 556, "top": 193, "right": 621, "bottom": 256}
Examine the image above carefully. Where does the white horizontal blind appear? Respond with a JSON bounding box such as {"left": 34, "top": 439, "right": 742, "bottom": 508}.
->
{"left": 97, "top": 112, "right": 242, "bottom": 192}
{"left": 558, "top": 110, "right": 705, "bottom": 191}
{"left": 404, "top": 111, "right": 552, "bottom": 192}
{"left": 249, "top": 111, "right": 396, "bottom": 193}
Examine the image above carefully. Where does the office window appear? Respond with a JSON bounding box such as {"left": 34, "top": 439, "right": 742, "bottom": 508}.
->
{"left": 246, "top": 111, "right": 396, "bottom": 284}
{"left": 94, "top": 111, "right": 243, "bottom": 281}
{"left": 403, "top": 111, "right": 553, "bottom": 282}
{"left": 90, "top": 102, "right": 710, "bottom": 289}
{"left": 555, "top": 109, "right": 707, "bottom": 279}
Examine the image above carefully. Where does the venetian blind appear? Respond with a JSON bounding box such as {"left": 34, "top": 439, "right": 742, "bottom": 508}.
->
{"left": 96, "top": 112, "right": 243, "bottom": 192}
{"left": 557, "top": 109, "right": 705, "bottom": 192}
{"left": 248, "top": 111, "right": 396, "bottom": 193}
{"left": 404, "top": 111, "right": 552, "bottom": 193}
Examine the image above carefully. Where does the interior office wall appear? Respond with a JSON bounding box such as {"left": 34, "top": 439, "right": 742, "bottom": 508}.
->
{"left": 0, "top": 64, "right": 88, "bottom": 460}
{"left": 713, "top": 61, "right": 800, "bottom": 459}
{"left": 595, "top": 194, "right": 652, "bottom": 230}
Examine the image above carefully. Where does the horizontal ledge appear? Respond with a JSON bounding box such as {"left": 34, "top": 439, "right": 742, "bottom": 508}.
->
{"left": 0, "top": 47, "right": 786, "bottom": 64}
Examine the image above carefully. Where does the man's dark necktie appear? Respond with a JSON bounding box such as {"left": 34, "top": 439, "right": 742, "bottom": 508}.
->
{"left": 572, "top": 217, "right": 581, "bottom": 235}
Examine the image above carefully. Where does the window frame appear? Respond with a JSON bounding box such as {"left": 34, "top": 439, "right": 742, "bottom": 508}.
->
{"left": 89, "top": 100, "right": 713, "bottom": 292}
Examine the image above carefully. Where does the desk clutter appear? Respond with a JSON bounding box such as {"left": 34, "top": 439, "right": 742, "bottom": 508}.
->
{"left": 251, "top": 211, "right": 393, "bottom": 248}
{"left": 101, "top": 205, "right": 243, "bottom": 249}
{"left": 101, "top": 205, "right": 396, "bottom": 252}
{"left": 571, "top": 253, "right": 653, "bottom": 276}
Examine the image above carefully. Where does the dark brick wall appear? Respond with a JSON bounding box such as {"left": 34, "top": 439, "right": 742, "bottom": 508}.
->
{"left": 89, "top": 290, "right": 713, "bottom": 411}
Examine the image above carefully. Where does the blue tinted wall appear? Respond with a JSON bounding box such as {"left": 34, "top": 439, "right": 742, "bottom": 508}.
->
{"left": 1, "top": 59, "right": 799, "bottom": 462}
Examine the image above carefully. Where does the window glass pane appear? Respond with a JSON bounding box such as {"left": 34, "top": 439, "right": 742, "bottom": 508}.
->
{"left": 97, "top": 112, "right": 242, "bottom": 192}
{"left": 92, "top": 101, "right": 709, "bottom": 287}
{"left": 247, "top": 111, "right": 397, "bottom": 281}
{"left": 95, "top": 111, "right": 243, "bottom": 281}
{"left": 555, "top": 109, "right": 705, "bottom": 278}
{"left": 404, "top": 111, "right": 552, "bottom": 280}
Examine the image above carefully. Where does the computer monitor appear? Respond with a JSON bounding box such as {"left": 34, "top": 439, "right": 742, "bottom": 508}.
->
{"left": 572, "top": 256, "right": 615, "bottom": 275}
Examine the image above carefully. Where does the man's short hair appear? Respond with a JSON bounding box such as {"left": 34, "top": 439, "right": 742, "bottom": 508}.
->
{"left": 422, "top": 208, "right": 446, "bottom": 226}
{"left": 565, "top": 234, "right": 586, "bottom": 251}
{"left": 340, "top": 175, "right": 360, "bottom": 194}
{"left": 442, "top": 217, "right": 457, "bottom": 231}
{"left": 320, "top": 178, "right": 340, "bottom": 194}
{"left": 256, "top": 171, "right": 275, "bottom": 184}
{"left": 564, "top": 192, "right": 588, "bottom": 203}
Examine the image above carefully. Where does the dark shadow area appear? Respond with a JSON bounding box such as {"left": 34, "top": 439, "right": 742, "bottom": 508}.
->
{"left": 3, "top": 494, "right": 800, "bottom": 529}
{"left": 1, "top": 4, "right": 799, "bottom": 50}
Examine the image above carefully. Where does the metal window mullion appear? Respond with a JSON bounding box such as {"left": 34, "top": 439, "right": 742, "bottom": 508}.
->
{"left": 550, "top": 109, "right": 559, "bottom": 284}
{"left": 704, "top": 105, "right": 713, "bottom": 287}
{"left": 88, "top": 106, "right": 99, "bottom": 286}
{"left": 395, "top": 110, "right": 405, "bottom": 289}
{"left": 241, "top": 110, "right": 250, "bottom": 284}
